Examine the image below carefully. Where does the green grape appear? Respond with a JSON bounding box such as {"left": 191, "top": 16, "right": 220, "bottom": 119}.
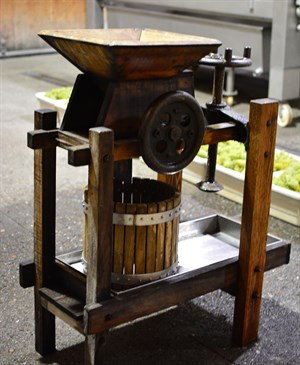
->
{"left": 197, "top": 141, "right": 300, "bottom": 192}
{"left": 45, "top": 87, "right": 72, "bottom": 100}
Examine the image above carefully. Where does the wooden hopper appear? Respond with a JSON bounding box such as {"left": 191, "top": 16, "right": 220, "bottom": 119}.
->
{"left": 39, "top": 28, "right": 221, "bottom": 80}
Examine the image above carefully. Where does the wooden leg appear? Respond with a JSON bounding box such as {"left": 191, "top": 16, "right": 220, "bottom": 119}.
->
{"left": 84, "top": 334, "right": 105, "bottom": 365}
{"left": 84, "top": 127, "right": 114, "bottom": 364}
{"left": 33, "top": 110, "right": 57, "bottom": 355}
{"left": 232, "top": 99, "right": 278, "bottom": 346}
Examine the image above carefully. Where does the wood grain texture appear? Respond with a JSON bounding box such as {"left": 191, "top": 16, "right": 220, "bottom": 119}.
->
{"left": 158, "top": 171, "right": 183, "bottom": 192}
{"left": 85, "top": 258, "right": 238, "bottom": 334}
{"left": 85, "top": 127, "right": 114, "bottom": 364}
{"left": 86, "top": 127, "right": 114, "bottom": 304}
{"left": 164, "top": 199, "right": 174, "bottom": 269}
{"left": 232, "top": 99, "right": 278, "bottom": 346}
{"left": 171, "top": 194, "right": 181, "bottom": 265}
{"left": 36, "top": 238, "right": 290, "bottom": 336}
{"left": 96, "top": 73, "right": 194, "bottom": 139}
{"left": 113, "top": 202, "right": 126, "bottom": 275}
{"left": 33, "top": 110, "right": 57, "bottom": 355}
{"left": 135, "top": 203, "right": 148, "bottom": 274}
{"left": 156, "top": 201, "right": 167, "bottom": 271}
{"left": 38, "top": 29, "right": 220, "bottom": 80}
{"left": 146, "top": 203, "right": 158, "bottom": 273}
{"left": 124, "top": 204, "right": 137, "bottom": 274}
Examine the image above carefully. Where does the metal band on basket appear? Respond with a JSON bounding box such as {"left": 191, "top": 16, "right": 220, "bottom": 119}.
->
{"left": 113, "top": 205, "right": 181, "bottom": 226}
{"left": 82, "top": 178, "right": 181, "bottom": 287}
{"left": 111, "top": 261, "right": 178, "bottom": 286}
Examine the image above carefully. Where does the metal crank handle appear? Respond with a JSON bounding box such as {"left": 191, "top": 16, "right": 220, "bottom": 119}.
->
{"left": 196, "top": 47, "right": 251, "bottom": 193}
{"left": 199, "top": 46, "right": 252, "bottom": 69}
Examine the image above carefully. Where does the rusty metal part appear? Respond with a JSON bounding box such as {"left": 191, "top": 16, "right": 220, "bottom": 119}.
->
{"left": 196, "top": 144, "right": 223, "bottom": 192}
{"left": 202, "top": 104, "right": 249, "bottom": 144}
{"left": 199, "top": 46, "right": 252, "bottom": 113}
{"left": 197, "top": 47, "right": 251, "bottom": 192}
{"left": 139, "top": 91, "right": 206, "bottom": 174}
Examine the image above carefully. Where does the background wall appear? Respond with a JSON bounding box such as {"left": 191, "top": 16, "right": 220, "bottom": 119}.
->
{"left": 0, "top": 0, "right": 86, "bottom": 52}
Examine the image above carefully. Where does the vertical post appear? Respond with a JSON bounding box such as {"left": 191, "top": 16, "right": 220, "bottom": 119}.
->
{"left": 33, "top": 109, "right": 57, "bottom": 355}
{"left": 232, "top": 99, "right": 278, "bottom": 346}
{"left": 85, "top": 127, "right": 114, "bottom": 365}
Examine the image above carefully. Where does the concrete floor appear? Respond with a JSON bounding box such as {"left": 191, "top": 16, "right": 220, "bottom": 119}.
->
{"left": 0, "top": 54, "right": 299, "bottom": 365}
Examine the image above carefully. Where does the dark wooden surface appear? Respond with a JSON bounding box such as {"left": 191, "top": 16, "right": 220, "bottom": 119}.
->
{"left": 39, "top": 28, "right": 221, "bottom": 80}
{"left": 61, "top": 74, "right": 107, "bottom": 132}
{"left": 32, "top": 236, "right": 289, "bottom": 332}
{"left": 27, "top": 121, "right": 244, "bottom": 167}
{"left": 86, "top": 127, "right": 114, "bottom": 303}
{"left": 27, "top": 98, "right": 283, "bottom": 364}
{"left": 96, "top": 72, "right": 194, "bottom": 139}
{"left": 85, "top": 127, "right": 114, "bottom": 365}
{"left": 232, "top": 99, "right": 278, "bottom": 346}
{"left": 33, "top": 110, "right": 57, "bottom": 356}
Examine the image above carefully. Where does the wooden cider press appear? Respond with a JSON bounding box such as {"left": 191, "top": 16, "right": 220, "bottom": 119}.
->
{"left": 39, "top": 28, "right": 251, "bottom": 286}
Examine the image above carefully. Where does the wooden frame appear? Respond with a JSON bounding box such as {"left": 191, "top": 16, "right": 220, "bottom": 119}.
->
{"left": 21, "top": 98, "right": 291, "bottom": 365}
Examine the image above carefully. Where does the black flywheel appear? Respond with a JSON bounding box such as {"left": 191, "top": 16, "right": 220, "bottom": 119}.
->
{"left": 139, "top": 91, "right": 206, "bottom": 174}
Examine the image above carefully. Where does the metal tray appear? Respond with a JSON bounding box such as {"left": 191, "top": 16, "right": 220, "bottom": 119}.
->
{"left": 57, "top": 214, "right": 285, "bottom": 277}
{"left": 177, "top": 214, "right": 281, "bottom": 271}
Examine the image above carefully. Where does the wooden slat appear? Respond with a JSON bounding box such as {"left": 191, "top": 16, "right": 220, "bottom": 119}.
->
{"left": 164, "top": 199, "right": 174, "bottom": 269}
{"left": 232, "top": 99, "right": 278, "bottom": 346}
{"left": 113, "top": 202, "right": 126, "bottom": 275}
{"left": 146, "top": 203, "right": 158, "bottom": 273}
{"left": 135, "top": 203, "right": 148, "bottom": 274}
{"left": 113, "top": 195, "right": 124, "bottom": 290}
{"left": 155, "top": 201, "right": 167, "bottom": 272}
{"left": 123, "top": 203, "right": 136, "bottom": 275}
{"left": 171, "top": 194, "right": 181, "bottom": 266}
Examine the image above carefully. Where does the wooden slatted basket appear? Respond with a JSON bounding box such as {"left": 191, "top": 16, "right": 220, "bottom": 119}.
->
{"left": 82, "top": 178, "right": 181, "bottom": 287}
